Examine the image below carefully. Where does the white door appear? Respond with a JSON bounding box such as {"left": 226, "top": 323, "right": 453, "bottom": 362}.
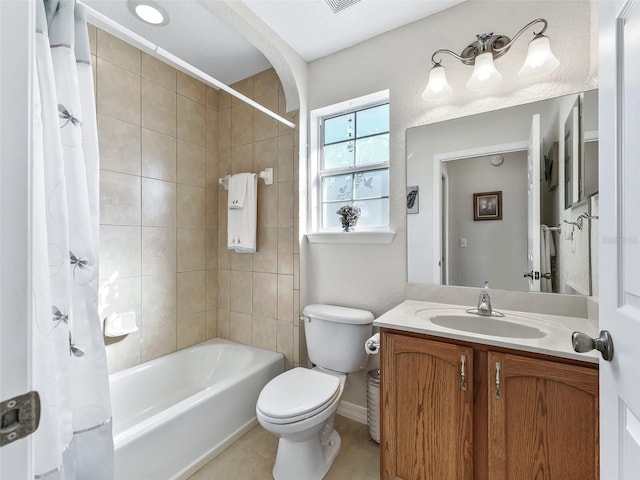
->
{"left": 598, "top": 0, "right": 640, "bottom": 477}
{"left": 526, "top": 114, "right": 541, "bottom": 292}
{"left": 0, "top": 0, "right": 34, "bottom": 478}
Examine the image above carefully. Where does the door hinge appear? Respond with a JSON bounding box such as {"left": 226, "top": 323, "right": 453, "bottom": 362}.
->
{"left": 0, "top": 391, "right": 40, "bottom": 447}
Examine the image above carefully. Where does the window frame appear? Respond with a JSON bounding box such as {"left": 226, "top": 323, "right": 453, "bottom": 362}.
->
{"left": 309, "top": 90, "right": 391, "bottom": 234}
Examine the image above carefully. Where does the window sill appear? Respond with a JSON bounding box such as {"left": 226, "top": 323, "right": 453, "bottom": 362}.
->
{"left": 306, "top": 231, "right": 396, "bottom": 245}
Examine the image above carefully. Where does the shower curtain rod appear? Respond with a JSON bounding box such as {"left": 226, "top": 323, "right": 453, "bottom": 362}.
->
{"left": 80, "top": 3, "right": 297, "bottom": 129}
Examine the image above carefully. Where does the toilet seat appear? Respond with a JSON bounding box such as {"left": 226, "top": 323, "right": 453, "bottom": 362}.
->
{"left": 257, "top": 368, "right": 340, "bottom": 425}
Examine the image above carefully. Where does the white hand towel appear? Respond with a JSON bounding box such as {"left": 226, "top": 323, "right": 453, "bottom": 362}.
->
{"left": 227, "top": 173, "right": 257, "bottom": 253}
{"left": 228, "top": 172, "right": 251, "bottom": 210}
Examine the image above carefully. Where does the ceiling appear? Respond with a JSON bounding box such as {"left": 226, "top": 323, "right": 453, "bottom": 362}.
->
{"left": 83, "top": 0, "right": 465, "bottom": 85}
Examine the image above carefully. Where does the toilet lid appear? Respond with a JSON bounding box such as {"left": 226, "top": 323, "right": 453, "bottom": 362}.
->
{"left": 257, "top": 368, "right": 340, "bottom": 423}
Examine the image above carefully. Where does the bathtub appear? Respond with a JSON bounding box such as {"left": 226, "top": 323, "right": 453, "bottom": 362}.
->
{"left": 109, "top": 338, "right": 284, "bottom": 480}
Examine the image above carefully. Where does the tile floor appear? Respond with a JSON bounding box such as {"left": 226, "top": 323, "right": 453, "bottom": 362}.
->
{"left": 188, "top": 415, "right": 380, "bottom": 479}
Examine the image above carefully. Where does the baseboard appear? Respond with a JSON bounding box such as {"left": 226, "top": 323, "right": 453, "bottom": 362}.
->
{"left": 337, "top": 400, "right": 367, "bottom": 425}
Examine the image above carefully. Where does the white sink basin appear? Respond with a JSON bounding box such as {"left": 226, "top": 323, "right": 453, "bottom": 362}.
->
{"left": 417, "top": 312, "right": 547, "bottom": 339}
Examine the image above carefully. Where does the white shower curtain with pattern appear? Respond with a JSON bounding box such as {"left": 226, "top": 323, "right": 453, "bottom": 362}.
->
{"left": 32, "top": 0, "right": 113, "bottom": 478}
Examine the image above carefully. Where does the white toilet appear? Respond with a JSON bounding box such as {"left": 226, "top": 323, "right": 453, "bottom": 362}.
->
{"left": 256, "top": 304, "right": 374, "bottom": 480}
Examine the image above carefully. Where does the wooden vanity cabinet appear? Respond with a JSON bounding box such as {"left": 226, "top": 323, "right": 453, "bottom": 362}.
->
{"left": 380, "top": 329, "right": 599, "bottom": 480}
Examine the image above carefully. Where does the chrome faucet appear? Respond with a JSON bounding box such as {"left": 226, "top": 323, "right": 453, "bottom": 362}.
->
{"left": 466, "top": 286, "right": 505, "bottom": 317}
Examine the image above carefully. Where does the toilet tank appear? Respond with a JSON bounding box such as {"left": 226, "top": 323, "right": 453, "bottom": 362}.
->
{"left": 303, "top": 304, "right": 374, "bottom": 373}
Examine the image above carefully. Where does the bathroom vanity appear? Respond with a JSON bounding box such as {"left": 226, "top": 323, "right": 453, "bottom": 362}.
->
{"left": 375, "top": 300, "right": 599, "bottom": 480}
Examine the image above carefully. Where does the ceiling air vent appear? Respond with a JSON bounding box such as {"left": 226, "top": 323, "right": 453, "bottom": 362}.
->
{"left": 325, "top": 0, "right": 362, "bottom": 14}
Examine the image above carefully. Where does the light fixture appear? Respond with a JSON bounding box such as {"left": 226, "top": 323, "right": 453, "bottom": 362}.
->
{"left": 423, "top": 18, "right": 560, "bottom": 99}
{"left": 127, "top": 0, "right": 170, "bottom": 26}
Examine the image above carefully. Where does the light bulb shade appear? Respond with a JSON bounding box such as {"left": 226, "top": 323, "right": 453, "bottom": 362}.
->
{"left": 466, "top": 52, "right": 503, "bottom": 91}
{"left": 518, "top": 35, "right": 560, "bottom": 79}
{"left": 422, "top": 65, "right": 453, "bottom": 100}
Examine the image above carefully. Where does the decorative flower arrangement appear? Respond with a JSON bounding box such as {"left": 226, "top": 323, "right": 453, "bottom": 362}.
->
{"left": 336, "top": 205, "right": 361, "bottom": 232}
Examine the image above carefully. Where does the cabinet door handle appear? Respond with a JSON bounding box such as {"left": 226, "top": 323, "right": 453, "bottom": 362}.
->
{"left": 495, "top": 361, "right": 502, "bottom": 399}
{"left": 460, "top": 355, "right": 467, "bottom": 391}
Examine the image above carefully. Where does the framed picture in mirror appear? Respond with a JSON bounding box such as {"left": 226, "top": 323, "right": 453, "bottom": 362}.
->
{"left": 473, "top": 191, "right": 502, "bottom": 221}
{"left": 545, "top": 142, "right": 559, "bottom": 191}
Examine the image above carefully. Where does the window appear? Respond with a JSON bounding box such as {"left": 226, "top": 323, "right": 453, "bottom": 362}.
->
{"left": 316, "top": 101, "right": 390, "bottom": 231}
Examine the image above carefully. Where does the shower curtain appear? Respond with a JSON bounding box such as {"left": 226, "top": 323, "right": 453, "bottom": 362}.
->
{"left": 32, "top": 0, "right": 113, "bottom": 478}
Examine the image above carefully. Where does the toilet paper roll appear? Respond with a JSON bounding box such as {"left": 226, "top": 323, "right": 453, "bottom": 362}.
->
{"left": 365, "top": 333, "right": 380, "bottom": 355}
{"left": 104, "top": 311, "right": 138, "bottom": 337}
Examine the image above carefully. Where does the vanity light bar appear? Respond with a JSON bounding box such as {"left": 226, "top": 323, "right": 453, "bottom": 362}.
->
{"left": 80, "top": 2, "right": 296, "bottom": 129}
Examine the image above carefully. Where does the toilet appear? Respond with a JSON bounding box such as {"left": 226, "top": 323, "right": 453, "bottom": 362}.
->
{"left": 256, "top": 304, "right": 374, "bottom": 480}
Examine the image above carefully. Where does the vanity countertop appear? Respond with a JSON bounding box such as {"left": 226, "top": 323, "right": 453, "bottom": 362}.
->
{"left": 374, "top": 300, "right": 599, "bottom": 364}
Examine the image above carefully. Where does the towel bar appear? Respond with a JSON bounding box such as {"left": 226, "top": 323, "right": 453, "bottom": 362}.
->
{"left": 219, "top": 168, "right": 273, "bottom": 190}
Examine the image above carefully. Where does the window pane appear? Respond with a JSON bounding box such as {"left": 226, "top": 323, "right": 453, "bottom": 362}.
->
{"left": 356, "top": 134, "right": 389, "bottom": 166}
{"left": 322, "top": 201, "right": 351, "bottom": 228}
{"left": 322, "top": 174, "right": 353, "bottom": 202}
{"left": 324, "top": 113, "right": 355, "bottom": 144}
{"left": 354, "top": 169, "right": 389, "bottom": 200}
{"left": 354, "top": 198, "right": 389, "bottom": 227}
{"left": 356, "top": 104, "right": 389, "bottom": 137}
{"left": 323, "top": 141, "right": 355, "bottom": 170}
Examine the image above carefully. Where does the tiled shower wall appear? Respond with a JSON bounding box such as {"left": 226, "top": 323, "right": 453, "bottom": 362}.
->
{"left": 90, "top": 25, "right": 300, "bottom": 373}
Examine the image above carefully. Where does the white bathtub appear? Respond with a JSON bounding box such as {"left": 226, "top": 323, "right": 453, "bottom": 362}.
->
{"left": 109, "top": 338, "right": 284, "bottom": 480}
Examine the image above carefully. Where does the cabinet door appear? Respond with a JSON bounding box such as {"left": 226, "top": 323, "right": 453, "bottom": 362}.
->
{"left": 381, "top": 333, "right": 473, "bottom": 480}
{"left": 487, "top": 352, "right": 599, "bottom": 480}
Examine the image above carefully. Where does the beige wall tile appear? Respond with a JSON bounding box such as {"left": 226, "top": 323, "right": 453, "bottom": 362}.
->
{"left": 230, "top": 270, "right": 252, "bottom": 314}
{"left": 277, "top": 181, "right": 294, "bottom": 228}
{"left": 293, "top": 253, "right": 300, "bottom": 290}
{"left": 276, "top": 320, "right": 294, "bottom": 367}
{"left": 97, "top": 29, "right": 140, "bottom": 74}
{"left": 217, "top": 229, "right": 230, "bottom": 269}
{"left": 230, "top": 251, "right": 252, "bottom": 272}
{"left": 217, "top": 309, "right": 230, "bottom": 339}
{"left": 257, "top": 178, "right": 278, "bottom": 228}
{"left": 97, "top": 58, "right": 141, "bottom": 126}
{"left": 177, "top": 140, "right": 206, "bottom": 187}
{"left": 141, "top": 53, "right": 176, "bottom": 91}
{"left": 252, "top": 316, "right": 277, "bottom": 351}
{"left": 177, "top": 71, "right": 206, "bottom": 105}
{"left": 142, "top": 227, "right": 176, "bottom": 275}
{"left": 206, "top": 108, "right": 217, "bottom": 150}
{"left": 253, "top": 272, "right": 278, "bottom": 319}
{"left": 206, "top": 229, "right": 218, "bottom": 269}
{"left": 277, "top": 134, "right": 294, "bottom": 182}
{"left": 177, "top": 228, "right": 206, "bottom": 272}
{"left": 217, "top": 187, "right": 228, "bottom": 231}
{"left": 142, "top": 273, "right": 177, "bottom": 321}
{"left": 207, "top": 269, "right": 218, "bottom": 311}
{"left": 253, "top": 227, "right": 277, "bottom": 273}
{"left": 142, "top": 178, "right": 176, "bottom": 227}
{"left": 98, "top": 114, "right": 141, "bottom": 175}
{"left": 277, "top": 227, "right": 294, "bottom": 274}
{"left": 278, "top": 90, "right": 296, "bottom": 137}
{"left": 218, "top": 90, "right": 231, "bottom": 110}
{"left": 177, "top": 311, "right": 206, "bottom": 349}
{"left": 177, "top": 184, "right": 206, "bottom": 228}
{"left": 254, "top": 92, "right": 278, "bottom": 142}
{"left": 253, "top": 69, "right": 279, "bottom": 98}
{"left": 206, "top": 86, "right": 218, "bottom": 110}
{"left": 100, "top": 226, "right": 141, "bottom": 279}
{"left": 142, "top": 128, "right": 176, "bottom": 182}
{"left": 142, "top": 79, "right": 176, "bottom": 136}
{"left": 98, "top": 276, "right": 141, "bottom": 324}
{"left": 217, "top": 148, "right": 231, "bottom": 180}
{"left": 231, "top": 103, "right": 254, "bottom": 147}
{"left": 206, "top": 147, "right": 218, "bottom": 189}
{"left": 293, "top": 221, "right": 300, "bottom": 254}
{"left": 177, "top": 270, "right": 206, "bottom": 315}
{"left": 206, "top": 310, "right": 218, "bottom": 340}
{"left": 206, "top": 188, "right": 217, "bottom": 229}
{"left": 278, "top": 275, "right": 294, "bottom": 322}
{"left": 293, "top": 181, "right": 299, "bottom": 219}
{"left": 230, "top": 77, "right": 253, "bottom": 106}
{"left": 254, "top": 137, "right": 278, "bottom": 174}
{"left": 217, "top": 269, "right": 230, "bottom": 311}
{"left": 100, "top": 170, "right": 141, "bottom": 226}
{"left": 231, "top": 143, "right": 253, "bottom": 174}
{"left": 229, "top": 311, "right": 252, "bottom": 345}
{"left": 105, "top": 331, "right": 141, "bottom": 374}
{"left": 177, "top": 95, "right": 205, "bottom": 145}
{"left": 141, "top": 316, "right": 176, "bottom": 362}
{"left": 293, "top": 324, "right": 300, "bottom": 364}
{"left": 217, "top": 109, "right": 231, "bottom": 151}
{"left": 88, "top": 24, "right": 97, "bottom": 56}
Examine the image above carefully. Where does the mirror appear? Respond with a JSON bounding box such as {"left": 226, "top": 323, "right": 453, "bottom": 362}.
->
{"left": 407, "top": 90, "right": 598, "bottom": 295}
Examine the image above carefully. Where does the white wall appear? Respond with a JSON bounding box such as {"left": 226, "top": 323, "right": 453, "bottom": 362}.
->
{"left": 446, "top": 152, "right": 528, "bottom": 291}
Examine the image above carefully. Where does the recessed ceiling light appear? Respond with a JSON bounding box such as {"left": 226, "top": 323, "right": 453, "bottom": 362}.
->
{"left": 127, "top": 0, "right": 170, "bottom": 26}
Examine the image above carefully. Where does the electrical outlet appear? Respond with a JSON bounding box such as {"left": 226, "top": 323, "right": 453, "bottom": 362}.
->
{"left": 459, "top": 238, "right": 467, "bottom": 248}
